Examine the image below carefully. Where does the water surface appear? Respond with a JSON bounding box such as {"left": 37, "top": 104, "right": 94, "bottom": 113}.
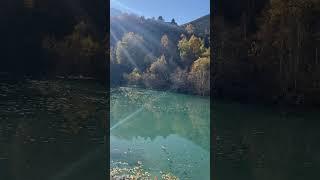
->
{"left": 215, "top": 100, "right": 320, "bottom": 180}
{"left": 110, "top": 87, "right": 210, "bottom": 179}
{"left": 0, "top": 80, "right": 106, "bottom": 180}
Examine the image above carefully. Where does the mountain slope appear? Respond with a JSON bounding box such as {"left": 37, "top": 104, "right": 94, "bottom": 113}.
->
{"left": 182, "top": 14, "right": 210, "bottom": 37}
{"left": 110, "top": 13, "right": 186, "bottom": 52}
{"left": 110, "top": 11, "right": 210, "bottom": 50}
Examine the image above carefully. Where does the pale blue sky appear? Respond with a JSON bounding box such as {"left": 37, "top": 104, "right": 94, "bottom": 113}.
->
{"left": 110, "top": 0, "right": 210, "bottom": 25}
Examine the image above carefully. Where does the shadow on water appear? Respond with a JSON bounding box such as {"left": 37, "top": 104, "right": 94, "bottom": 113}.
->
{"left": 214, "top": 100, "right": 320, "bottom": 180}
{"left": 0, "top": 80, "right": 106, "bottom": 180}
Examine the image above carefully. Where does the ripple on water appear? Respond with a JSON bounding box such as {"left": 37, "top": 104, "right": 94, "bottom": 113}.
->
{"left": 0, "top": 80, "right": 107, "bottom": 161}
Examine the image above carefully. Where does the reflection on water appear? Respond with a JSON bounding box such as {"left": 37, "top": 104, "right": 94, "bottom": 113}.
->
{"left": 215, "top": 101, "right": 320, "bottom": 180}
{"left": 0, "top": 80, "right": 106, "bottom": 180}
{"left": 110, "top": 87, "right": 210, "bottom": 179}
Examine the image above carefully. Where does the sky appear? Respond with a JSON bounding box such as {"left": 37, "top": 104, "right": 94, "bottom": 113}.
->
{"left": 110, "top": 0, "right": 210, "bottom": 25}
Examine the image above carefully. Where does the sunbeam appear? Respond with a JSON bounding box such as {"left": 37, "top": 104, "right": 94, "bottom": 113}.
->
{"left": 110, "top": 91, "right": 168, "bottom": 132}
{"left": 110, "top": 29, "right": 139, "bottom": 69}
{"left": 112, "top": 17, "right": 164, "bottom": 52}
{"left": 112, "top": 20, "right": 152, "bottom": 58}
{"left": 111, "top": 0, "right": 143, "bottom": 15}
{"left": 110, "top": 107, "right": 143, "bottom": 131}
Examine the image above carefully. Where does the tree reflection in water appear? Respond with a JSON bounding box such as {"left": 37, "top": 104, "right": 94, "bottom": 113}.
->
{"left": 110, "top": 87, "right": 210, "bottom": 179}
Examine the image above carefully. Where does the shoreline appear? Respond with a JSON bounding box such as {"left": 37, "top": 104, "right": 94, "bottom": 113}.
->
{"left": 213, "top": 96, "right": 320, "bottom": 114}
{"left": 2, "top": 74, "right": 319, "bottom": 110}
{"left": 111, "top": 84, "right": 210, "bottom": 98}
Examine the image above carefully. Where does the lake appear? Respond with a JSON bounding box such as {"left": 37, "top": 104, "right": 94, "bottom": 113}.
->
{"left": 0, "top": 80, "right": 106, "bottom": 180}
{"left": 110, "top": 87, "right": 210, "bottom": 179}
{"left": 215, "top": 100, "right": 320, "bottom": 180}
{"left": 3, "top": 80, "right": 317, "bottom": 180}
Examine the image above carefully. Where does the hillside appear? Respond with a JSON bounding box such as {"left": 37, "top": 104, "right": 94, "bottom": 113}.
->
{"left": 110, "top": 12, "right": 186, "bottom": 51}
{"left": 182, "top": 14, "right": 210, "bottom": 38}
{"left": 110, "top": 9, "right": 210, "bottom": 95}
{"left": 110, "top": 9, "right": 210, "bottom": 49}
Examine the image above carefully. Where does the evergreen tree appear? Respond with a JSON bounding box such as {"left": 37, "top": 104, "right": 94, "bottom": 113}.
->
{"left": 171, "top": 18, "right": 177, "bottom": 25}
{"left": 158, "top": 16, "right": 164, "bottom": 21}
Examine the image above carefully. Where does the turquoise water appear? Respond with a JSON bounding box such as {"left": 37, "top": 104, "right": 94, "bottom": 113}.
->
{"left": 110, "top": 87, "right": 210, "bottom": 179}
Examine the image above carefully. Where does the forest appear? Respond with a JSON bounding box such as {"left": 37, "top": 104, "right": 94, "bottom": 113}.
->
{"left": 213, "top": 0, "right": 320, "bottom": 106}
{"left": 2, "top": 0, "right": 320, "bottom": 105}
{"left": 110, "top": 12, "right": 210, "bottom": 96}
{"left": 0, "top": 0, "right": 107, "bottom": 83}
{"left": 0, "top": 1, "right": 210, "bottom": 96}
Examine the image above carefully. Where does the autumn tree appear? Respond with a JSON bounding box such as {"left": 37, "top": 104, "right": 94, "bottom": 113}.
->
{"left": 188, "top": 56, "right": 210, "bottom": 96}
{"left": 178, "top": 34, "right": 205, "bottom": 68}
{"left": 115, "top": 32, "right": 147, "bottom": 70}
{"left": 124, "top": 68, "right": 142, "bottom": 85}
{"left": 255, "top": 0, "right": 320, "bottom": 104}
{"left": 43, "top": 21, "right": 101, "bottom": 76}
{"left": 185, "top": 24, "right": 195, "bottom": 35}
{"left": 143, "top": 55, "right": 170, "bottom": 89}
{"left": 161, "top": 34, "right": 169, "bottom": 50}
{"left": 149, "top": 55, "right": 170, "bottom": 80}
{"left": 160, "top": 34, "right": 171, "bottom": 56}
